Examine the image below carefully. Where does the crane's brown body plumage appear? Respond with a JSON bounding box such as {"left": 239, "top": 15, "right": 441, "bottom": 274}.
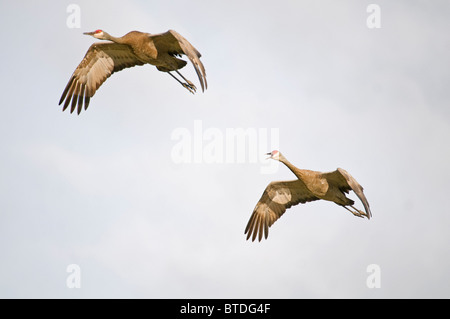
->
{"left": 245, "top": 151, "right": 371, "bottom": 241}
{"left": 59, "top": 29, "right": 207, "bottom": 114}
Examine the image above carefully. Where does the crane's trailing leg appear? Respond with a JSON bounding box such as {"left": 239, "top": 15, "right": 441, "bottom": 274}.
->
{"left": 167, "top": 72, "right": 196, "bottom": 94}
{"left": 351, "top": 205, "right": 370, "bottom": 218}
{"left": 175, "top": 70, "right": 197, "bottom": 92}
{"left": 343, "top": 206, "right": 364, "bottom": 218}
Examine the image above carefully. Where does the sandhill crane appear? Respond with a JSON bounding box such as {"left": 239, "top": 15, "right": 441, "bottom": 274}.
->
{"left": 59, "top": 29, "right": 207, "bottom": 114}
{"left": 245, "top": 150, "right": 371, "bottom": 241}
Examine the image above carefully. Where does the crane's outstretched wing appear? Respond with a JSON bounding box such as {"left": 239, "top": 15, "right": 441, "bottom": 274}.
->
{"left": 59, "top": 42, "right": 144, "bottom": 114}
{"left": 150, "top": 30, "right": 207, "bottom": 92}
{"left": 323, "top": 168, "right": 371, "bottom": 218}
{"left": 245, "top": 180, "right": 319, "bottom": 242}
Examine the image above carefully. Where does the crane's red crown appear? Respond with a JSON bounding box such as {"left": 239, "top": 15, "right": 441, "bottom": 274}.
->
{"left": 95, "top": 29, "right": 103, "bottom": 34}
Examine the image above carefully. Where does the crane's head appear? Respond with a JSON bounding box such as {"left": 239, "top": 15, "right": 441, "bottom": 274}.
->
{"left": 83, "top": 29, "right": 106, "bottom": 39}
{"left": 266, "top": 150, "right": 281, "bottom": 161}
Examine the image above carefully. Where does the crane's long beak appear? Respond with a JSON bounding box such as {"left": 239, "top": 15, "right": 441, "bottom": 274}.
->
{"left": 265, "top": 152, "right": 272, "bottom": 160}
{"left": 83, "top": 31, "right": 95, "bottom": 36}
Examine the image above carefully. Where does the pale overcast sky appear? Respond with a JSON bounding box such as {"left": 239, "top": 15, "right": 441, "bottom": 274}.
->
{"left": 0, "top": 0, "right": 449, "bottom": 298}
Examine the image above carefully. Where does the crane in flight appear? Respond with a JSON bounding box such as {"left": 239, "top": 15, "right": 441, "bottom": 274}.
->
{"left": 245, "top": 151, "right": 372, "bottom": 241}
{"left": 59, "top": 29, "right": 207, "bottom": 114}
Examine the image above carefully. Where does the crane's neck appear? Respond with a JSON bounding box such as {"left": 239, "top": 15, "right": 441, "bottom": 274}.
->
{"left": 278, "top": 156, "right": 306, "bottom": 180}
{"left": 101, "top": 32, "right": 124, "bottom": 44}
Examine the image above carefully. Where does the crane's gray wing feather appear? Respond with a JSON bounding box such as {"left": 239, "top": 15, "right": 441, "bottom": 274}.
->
{"left": 323, "top": 168, "right": 371, "bottom": 218}
{"left": 59, "top": 42, "right": 144, "bottom": 114}
{"left": 150, "top": 30, "right": 207, "bottom": 92}
{"left": 245, "top": 180, "right": 319, "bottom": 242}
